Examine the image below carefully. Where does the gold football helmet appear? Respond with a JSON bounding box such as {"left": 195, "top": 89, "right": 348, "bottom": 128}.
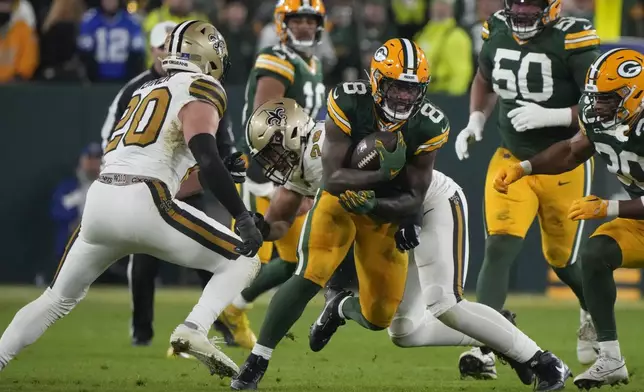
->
{"left": 504, "top": 0, "right": 562, "bottom": 40}
{"left": 246, "top": 98, "right": 315, "bottom": 184}
{"left": 583, "top": 48, "right": 644, "bottom": 130}
{"left": 369, "top": 38, "right": 430, "bottom": 122}
{"left": 162, "top": 20, "right": 230, "bottom": 80}
{"left": 274, "top": 0, "right": 326, "bottom": 51}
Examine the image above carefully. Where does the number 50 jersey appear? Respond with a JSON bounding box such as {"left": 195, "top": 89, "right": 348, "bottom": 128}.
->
{"left": 102, "top": 72, "right": 227, "bottom": 196}
{"left": 480, "top": 11, "right": 600, "bottom": 160}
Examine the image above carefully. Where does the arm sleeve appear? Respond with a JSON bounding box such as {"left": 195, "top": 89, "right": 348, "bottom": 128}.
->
{"left": 563, "top": 20, "right": 601, "bottom": 88}
{"left": 326, "top": 86, "right": 353, "bottom": 135}
{"left": 414, "top": 108, "right": 450, "bottom": 155}
{"left": 254, "top": 48, "right": 295, "bottom": 89}
{"left": 215, "top": 112, "right": 236, "bottom": 157}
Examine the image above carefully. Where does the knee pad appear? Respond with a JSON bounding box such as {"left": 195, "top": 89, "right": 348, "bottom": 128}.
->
{"left": 581, "top": 235, "right": 622, "bottom": 272}
{"left": 361, "top": 298, "right": 400, "bottom": 330}
{"left": 423, "top": 285, "right": 457, "bottom": 318}
{"left": 388, "top": 316, "right": 417, "bottom": 338}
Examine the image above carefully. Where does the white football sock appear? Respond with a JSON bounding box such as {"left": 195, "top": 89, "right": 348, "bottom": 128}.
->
{"left": 599, "top": 340, "right": 621, "bottom": 360}
{"left": 185, "top": 256, "right": 259, "bottom": 334}
{"left": 0, "top": 289, "right": 79, "bottom": 368}
{"left": 251, "top": 344, "right": 273, "bottom": 360}
{"left": 232, "top": 294, "right": 250, "bottom": 310}
{"left": 390, "top": 312, "right": 481, "bottom": 347}
{"left": 580, "top": 308, "right": 592, "bottom": 324}
{"left": 438, "top": 300, "right": 540, "bottom": 363}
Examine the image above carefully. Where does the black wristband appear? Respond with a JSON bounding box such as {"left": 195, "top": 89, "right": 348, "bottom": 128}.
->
{"left": 188, "top": 133, "right": 246, "bottom": 218}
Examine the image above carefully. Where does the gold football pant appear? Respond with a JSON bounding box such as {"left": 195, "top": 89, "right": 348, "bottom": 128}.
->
{"left": 296, "top": 190, "right": 408, "bottom": 328}
{"left": 484, "top": 148, "right": 593, "bottom": 268}
{"left": 592, "top": 218, "right": 644, "bottom": 268}
{"left": 237, "top": 183, "right": 305, "bottom": 263}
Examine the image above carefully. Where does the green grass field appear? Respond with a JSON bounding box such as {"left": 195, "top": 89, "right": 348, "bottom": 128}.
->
{"left": 0, "top": 286, "right": 641, "bottom": 392}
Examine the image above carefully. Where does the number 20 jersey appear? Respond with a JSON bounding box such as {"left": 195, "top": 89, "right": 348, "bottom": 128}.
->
{"left": 479, "top": 11, "right": 600, "bottom": 160}
{"left": 102, "top": 72, "right": 227, "bottom": 196}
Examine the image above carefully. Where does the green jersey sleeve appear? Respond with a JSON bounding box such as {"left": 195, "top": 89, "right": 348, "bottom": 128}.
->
{"left": 478, "top": 11, "right": 506, "bottom": 81}
{"left": 253, "top": 45, "right": 295, "bottom": 89}
{"left": 555, "top": 17, "right": 601, "bottom": 88}
{"left": 408, "top": 100, "right": 450, "bottom": 156}
{"left": 326, "top": 81, "right": 368, "bottom": 136}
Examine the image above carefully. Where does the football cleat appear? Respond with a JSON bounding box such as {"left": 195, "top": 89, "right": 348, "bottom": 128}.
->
{"left": 458, "top": 347, "right": 497, "bottom": 380}
{"left": 309, "top": 290, "right": 351, "bottom": 352}
{"left": 230, "top": 353, "right": 269, "bottom": 390}
{"left": 169, "top": 324, "right": 239, "bottom": 378}
{"left": 573, "top": 354, "right": 629, "bottom": 390}
{"left": 577, "top": 315, "right": 599, "bottom": 365}
{"left": 492, "top": 310, "right": 535, "bottom": 385}
{"left": 218, "top": 305, "right": 257, "bottom": 350}
{"left": 530, "top": 351, "right": 572, "bottom": 391}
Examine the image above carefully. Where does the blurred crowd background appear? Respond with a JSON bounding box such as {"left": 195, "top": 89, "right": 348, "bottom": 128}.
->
{"left": 2, "top": 0, "right": 643, "bottom": 92}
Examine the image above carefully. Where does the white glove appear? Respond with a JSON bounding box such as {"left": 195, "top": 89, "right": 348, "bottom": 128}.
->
{"left": 508, "top": 100, "right": 572, "bottom": 132}
{"left": 455, "top": 111, "right": 486, "bottom": 160}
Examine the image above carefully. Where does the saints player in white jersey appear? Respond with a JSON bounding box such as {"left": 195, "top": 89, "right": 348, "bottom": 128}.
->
{"left": 0, "top": 21, "right": 262, "bottom": 378}
{"left": 237, "top": 98, "right": 570, "bottom": 391}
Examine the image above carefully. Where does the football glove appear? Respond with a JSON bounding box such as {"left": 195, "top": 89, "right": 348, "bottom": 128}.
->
{"left": 233, "top": 211, "right": 263, "bottom": 257}
{"left": 223, "top": 151, "right": 247, "bottom": 184}
{"left": 568, "top": 195, "right": 611, "bottom": 221}
{"left": 493, "top": 164, "right": 527, "bottom": 194}
{"left": 376, "top": 132, "right": 406, "bottom": 180}
{"left": 455, "top": 111, "right": 485, "bottom": 160}
{"left": 508, "top": 100, "right": 572, "bottom": 132}
{"left": 394, "top": 222, "right": 421, "bottom": 251}
{"left": 338, "top": 190, "right": 377, "bottom": 215}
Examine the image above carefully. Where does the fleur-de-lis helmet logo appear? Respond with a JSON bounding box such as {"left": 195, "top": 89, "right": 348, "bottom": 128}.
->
{"left": 265, "top": 107, "right": 287, "bottom": 126}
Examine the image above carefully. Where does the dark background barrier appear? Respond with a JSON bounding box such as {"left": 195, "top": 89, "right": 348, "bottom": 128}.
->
{"left": 1, "top": 83, "right": 633, "bottom": 294}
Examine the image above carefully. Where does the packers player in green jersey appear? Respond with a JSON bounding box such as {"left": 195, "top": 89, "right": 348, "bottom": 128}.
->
{"left": 216, "top": 0, "right": 326, "bottom": 349}
{"left": 494, "top": 47, "right": 642, "bottom": 390}
{"left": 455, "top": 0, "right": 601, "bottom": 377}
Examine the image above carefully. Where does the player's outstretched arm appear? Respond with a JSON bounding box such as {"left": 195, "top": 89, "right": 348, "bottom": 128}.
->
{"left": 370, "top": 151, "right": 436, "bottom": 223}
{"left": 262, "top": 186, "right": 305, "bottom": 241}
{"left": 322, "top": 118, "right": 388, "bottom": 195}
{"left": 528, "top": 130, "right": 595, "bottom": 175}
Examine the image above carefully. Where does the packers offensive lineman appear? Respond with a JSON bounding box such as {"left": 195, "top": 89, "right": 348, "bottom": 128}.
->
{"left": 239, "top": 97, "right": 573, "bottom": 391}
{"left": 495, "top": 47, "right": 643, "bottom": 389}
{"left": 455, "top": 0, "right": 601, "bottom": 373}
{"left": 217, "top": 0, "right": 327, "bottom": 349}
{"left": 0, "top": 21, "right": 262, "bottom": 378}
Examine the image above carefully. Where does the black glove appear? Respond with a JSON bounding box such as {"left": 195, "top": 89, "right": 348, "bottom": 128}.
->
{"left": 394, "top": 222, "right": 421, "bottom": 251}
{"left": 251, "top": 212, "right": 271, "bottom": 240}
{"left": 223, "top": 151, "right": 247, "bottom": 184}
{"left": 234, "top": 211, "right": 263, "bottom": 257}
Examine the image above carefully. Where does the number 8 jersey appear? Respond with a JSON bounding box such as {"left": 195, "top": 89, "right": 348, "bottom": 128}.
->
{"left": 102, "top": 72, "right": 227, "bottom": 196}
{"left": 480, "top": 11, "right": 600, "bottom": 160}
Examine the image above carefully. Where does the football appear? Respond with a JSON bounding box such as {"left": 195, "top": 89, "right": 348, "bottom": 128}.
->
{"left": 350, "top": 131, "right": 398, "bottom": 170}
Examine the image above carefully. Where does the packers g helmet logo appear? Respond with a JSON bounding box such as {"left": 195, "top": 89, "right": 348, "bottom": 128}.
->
{"left": 618, "top": 60, "right": 643, "bottom": 79}
{"left": 265, "top": 107, "right": 287, "bottom": 126}
{"left": 373, "top": 46, "right": 388, "bottom": 62}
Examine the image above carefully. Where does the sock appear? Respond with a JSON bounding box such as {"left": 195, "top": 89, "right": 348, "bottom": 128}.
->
{"left": 438, "top": 300, "right": 540, "bottom": 363}
{"left": 257, "top": 275, "right": 320, "bottom": 348}
{"left": 186, "top": 256, "right": 259, "bottom": 334}
{"left": 241, "top": 258, "right": 297, "bottom": 303}
{"left": 599, "top": 340, "right": 622, "bottom": 360}
{"left": 476, "top": 235, "right": 524, "bottom": 310}
{"left": 581, "top": 235, "right": 622, "bottom": 342}
{"left": 232, "top": 294, "right": 250, "bottom": 310}
{"left": 389, "top": 312, "right": 482, "bottom": 347}
{"left": 341, "top": 297, "right": 383, "bottom": 330}
{"left": 337, "top": 296, "right": 350, "bottom": 319}
{"left": 251, "top": 344, "right": 273, "bottom": 360}
{"left": 553, "top": 262, "right": 587, "bottom": 310}
{"left": 0, "top": 289, "right": 79, "bottom": 367}
{"left": 580, "top": 308, "right": 591, "bottom": 324}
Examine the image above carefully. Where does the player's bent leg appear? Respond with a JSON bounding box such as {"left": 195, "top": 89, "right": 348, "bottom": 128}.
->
{"left": 0, "top": 228, "right": 123, "bottom": 370}
{"left": 477, "top": 148, "right": 537, "bottom": 310}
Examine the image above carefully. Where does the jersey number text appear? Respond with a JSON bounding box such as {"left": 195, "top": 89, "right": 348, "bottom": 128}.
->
{"left": 595, "top": 142, "right": 644, "bottom": 190}
{"left": 492, "top": 49, "right": 553, "bottom": 102}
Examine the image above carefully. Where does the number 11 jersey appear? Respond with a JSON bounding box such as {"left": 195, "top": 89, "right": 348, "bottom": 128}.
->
{"left": 102, "top": 72, "right": 227, "bottom": 196}
{"left": 479, "top": 11, "right": 600, "bottom": 160}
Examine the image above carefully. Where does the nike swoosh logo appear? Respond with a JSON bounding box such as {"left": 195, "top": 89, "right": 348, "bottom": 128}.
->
{"left": 584, "top": 24, "right": 593, "bottom": 30}
{"left": 558, "top": 181, "right": 570, "bottom": 186}
{"left": 423, "top": 208, "right": 434, "bottom": 216}
{"left": 589, "top": 364, "right": 625, "bottom": 378}
{"left": 555, "top": 365, "right": 565, "bottom": 373}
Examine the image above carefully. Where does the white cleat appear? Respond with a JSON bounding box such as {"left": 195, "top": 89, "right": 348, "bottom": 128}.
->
{"left": 574, "top": 354, "right": 629, "bottom": 390}
{"left": 458, "top": 347, "right": 498, "bottom": 380}
{"left": 169, "top": 324, "right": 240, "bottom": 378}
{"left": 577, "top": 317, "right": 599, "bottom": 365}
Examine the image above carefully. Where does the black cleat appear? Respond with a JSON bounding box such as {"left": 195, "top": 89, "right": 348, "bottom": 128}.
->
{"left": 214, "top": 319, "right": 238, "bottom": 347}
{"left": 131, "top": 336, "right": 152, "bottom": 346}
{"left": 490, "top": 310, "right": 535, "bottom": 385}
{"left": 230, "top": 353, "right": 268, "bottom": 390}
{"left": 530, "top": 351, "right": 572, "bottom": 391}
{"left": 309, "top": 291, "right": 351, "bottom": 352}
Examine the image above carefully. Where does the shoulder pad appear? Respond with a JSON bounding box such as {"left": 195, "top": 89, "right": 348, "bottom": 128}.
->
{"left": 483, "top": 10, "right": 508, "bottom": 40}
{"left": 186, "top": 74, "right": 227, "bottom": 117}
{"left": 551, "top": 17, "right": 600, "bottom": 51}
{"left": 81, "top": 9, "right": 97, "bottom": 23}
{"left": 254, "top": 45, "right": 295, "bottom": 85}
{"left": 327, "top": 81, "right": 370, "bottom": 136}
{"left": 412, "top": 100, "right": 450, "bottom": 155}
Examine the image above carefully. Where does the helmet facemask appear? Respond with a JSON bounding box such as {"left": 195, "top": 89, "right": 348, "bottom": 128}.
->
{"left": 582, "top": 86, "right": 634, "bottom": 130}
{"left": 252, "top": 132, "right": 302, "bottom": 185}
{"left": 504, "top": 0, "right": 548, "bottom": 40}
{"left": 283, "top": 13, "right": 324, "bottom": 55}
{"left": 374, "top": 71, "right": 428, "bottom": 122}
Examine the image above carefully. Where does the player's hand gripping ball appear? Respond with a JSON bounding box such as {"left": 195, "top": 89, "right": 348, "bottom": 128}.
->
{"left": 350, "top": 131, "right": 406, "bottom": 180}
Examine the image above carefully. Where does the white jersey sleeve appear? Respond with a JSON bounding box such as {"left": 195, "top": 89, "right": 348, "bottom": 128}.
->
{"left": 283, "top": 122, "right": 325, "bottom": 197}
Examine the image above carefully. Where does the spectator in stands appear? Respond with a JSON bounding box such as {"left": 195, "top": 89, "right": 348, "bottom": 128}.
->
{"left": 390, "top": 0, "right": 426, "bottom": 39}
{"left": 216, "top": 0, "right": 255, "bottom": 84}
{"left": 562, "top": 0, "right": 595, "bottom": 19}
{"left": 50, "top": 143, "right": 102, "bottom": 260}
{"left": 142, "top": 0, "right": 208, "bottom": 67}
{"left": 77, "top": 0, "right": 145, "bottom": 82}
{"left": 415, "top": 0, "right": 473, "bottom": 96}
{"left": 359, "top": 0, "right": 396, "bottom": 65}
{"left": 39, "top": 0, "right": 86, "bottom": 81}
{"left": 0, "top": 0, "right": 39, "bottom": 82}
{"left": 468, "top": 0, "right": 501, "bottom": 58}
{"left": 327, "top": 0, "right": 358, "bottom": 84}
